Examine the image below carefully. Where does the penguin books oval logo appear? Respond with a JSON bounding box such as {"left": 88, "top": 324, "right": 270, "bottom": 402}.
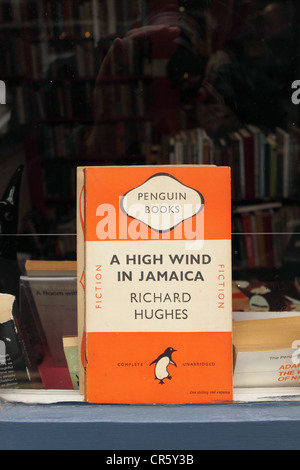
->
{"left": 120, "top": 173, "right": 204, "bottom": 233}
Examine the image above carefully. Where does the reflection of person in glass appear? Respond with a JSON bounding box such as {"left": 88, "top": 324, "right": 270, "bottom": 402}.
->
{"left": 82, "top": 0, "right": 298, "bottom": 163}
{"left": 208, "top": 1, "right": 298, "bottom": 132}
{"left": 83, "top": 0, "right": 227, "bottom": 162}
{"left": 84, "top": 22, "right": 180, "bottom": 161}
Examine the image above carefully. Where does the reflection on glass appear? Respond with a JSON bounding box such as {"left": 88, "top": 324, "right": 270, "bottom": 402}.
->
{"left": 0, "top": 0, "right": 299, "bottom": 391}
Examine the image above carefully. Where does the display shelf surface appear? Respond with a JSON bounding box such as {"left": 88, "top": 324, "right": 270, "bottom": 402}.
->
{"left": 1, "top": 389, "right": 300, "bottom": 449}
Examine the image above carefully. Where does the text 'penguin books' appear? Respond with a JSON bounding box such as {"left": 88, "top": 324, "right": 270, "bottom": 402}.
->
{"left": 77, "top": 165, "right": 232, "bottom": 403}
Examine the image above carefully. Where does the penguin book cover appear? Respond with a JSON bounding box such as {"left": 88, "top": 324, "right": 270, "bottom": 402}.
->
{"left": 77, "top": 165, "right": 233, "bottom": 403}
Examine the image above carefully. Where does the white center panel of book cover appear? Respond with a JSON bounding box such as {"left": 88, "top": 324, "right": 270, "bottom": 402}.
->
{"left": 85, "top": 239, "right": 231, "bottom": 333}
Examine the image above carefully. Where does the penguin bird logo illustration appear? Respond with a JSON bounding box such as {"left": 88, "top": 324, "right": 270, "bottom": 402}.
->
{"left": 150, "top": 347, "right": 177, "bottom": 384}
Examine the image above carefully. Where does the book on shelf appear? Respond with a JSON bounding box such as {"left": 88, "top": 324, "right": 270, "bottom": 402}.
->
{"left": 77, "top": 166, "right": 86, "bottom": 395}
{"left": 238, "top": 128, "right": 255, "bottom": 200}
{"left": 19, "top": 260, "right": 78, "bottom": 389}
{"left": 63, "top": 336, "right": 79, "bottom": 390}
{"left": 240, "top": 212, "right": 256, "bottom": 269}
{"left": 39, "top": 81, "right": 93, "bottom": 120}
{"left": 283, "top": 224, "right": 300, "bottom": 268}
{"left": 0, "top": 293, "right": 32, "bottom": 389}
{"left": 246, "top": 124, "right": 266, "bottom": 199}
{"left": 275, "top": 127, "right": 288, "bottom": 198}
{"left": 167, "top": 128, "right": 214, "bottom": 165}
{"left": 0, "top": 35, "right": 27, "bottom": 76}
{"left": 233, "top": 209, "right": 270, "bottom": 269}
{"left": 165, "top": 125, "right": 299, "bottom": 202}
{"left": 233, "top": 315, "right": 300, "bottom": 388}
{"left": 36, "top": 0, "right": 150, "bottom": 40}
{"left": 97, "top": 0, "right": 150, "bottom": 36}
{"left": 38, "top": 123, "right": 72, "bottom": 159}
{"left": 0, "top": 0, "right": 36, "bottom": 24}
{"left": 232, "top": 277, "right": 300, "bottom": 386}
{"left": 77, "top": 164, "right": 232, "bottom": 404}
{"left": 232, "top": 281, "right": 250, "bottom": 311}
{"left": 232, "top": 202, "right": 300, "bottom": 269}
{"left": 25, "top": 259, "right": 77, "bottom": 277}
{"left": 232, "top": 280, "right": 300, "bottom": 388}
{"left": 228, "top": 131, "right": 246, "bottom": 201}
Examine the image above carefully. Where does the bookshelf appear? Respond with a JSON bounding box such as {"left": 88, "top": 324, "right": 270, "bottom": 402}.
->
{"left": 0, "top": 0, "right": 300, "bottom": 450}
{"left": 0, "top": 0, "right": 298, "bottom": 266}
{"left": 0, "top": 0, "right": 298, "bottom": 265}
{"left": 22, "top": 0, "right": 166, "bottom": 224}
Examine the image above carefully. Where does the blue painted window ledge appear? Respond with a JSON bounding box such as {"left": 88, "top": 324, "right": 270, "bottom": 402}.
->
{"left": 0, "top": 388, "right": 300, "bottom": 449}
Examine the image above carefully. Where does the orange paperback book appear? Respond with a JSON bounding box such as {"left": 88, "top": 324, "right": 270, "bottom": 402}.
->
{"left": 77, "top": 165, "right": 232, "bottom": 403}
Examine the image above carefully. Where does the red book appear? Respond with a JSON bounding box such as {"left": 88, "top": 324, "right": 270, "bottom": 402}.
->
{"left": 239, "top": 128, "right": 255, "bottom": 200}
{"left": 263, "top": 210, "right": 276, "bottom": 267}
{"left": 241, "top": 213, "right": 256, "bottom": 268}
